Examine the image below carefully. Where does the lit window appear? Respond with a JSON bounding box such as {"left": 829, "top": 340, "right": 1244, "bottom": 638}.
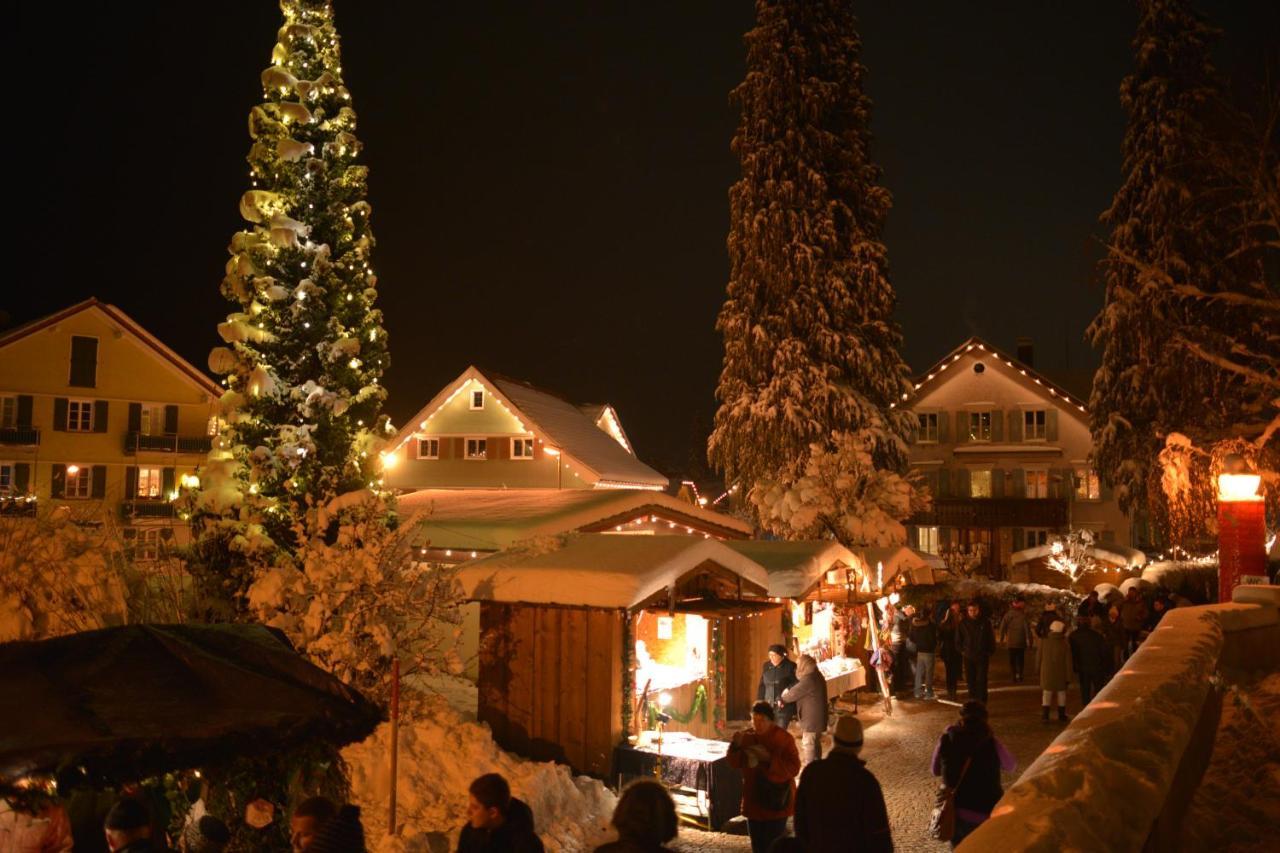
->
{"left": 916, "top": 526, "right": 940, "bottom": 554}
{"left": 65, "top": 465, "right": 91, "bottom": 499}
{"left": 1024, "top": 409, "right": 1046, "bottom": 440}
{"left": 511, "top": 438, "right": 534, "bottom": 459}
{"left": 970, "top": 470, "right": 992, "bottom": 498}
{"left": 1025, "top": 470, "right": 1048, "bottom": 499}
{"left": 67, "top": 400, "right": 93, "bottom": 432}
{"left": 968, "top": 411, "right": 992, "bottom": 442}
{"left": 0, "top": 397, "right": 15, "bottom": 428}
{"left": 417, "top": 437, "right": 439, "bottom": 459}
{"left": 137, "top": 467, "right": 162, "bottom": 498}
{"left": 139, "top": 404, "right": 161, "bottom": 436}
{"left": 465, "top": 437, "right": 487, "bottom": 460}
{"left": 469, "top": 389, "right": 485, "bottom": 410}
{"left": 0, "top": 463, "right": 12, "bottom": 495}
{"left": 1075, "top": 467, "right": 1101, "bottom": 500}
{"left": 206, "top": 416, "right": 221, "bottom": 437}
{"left": 132, "top": 528, "right": 163, "bottom": 562}
{"left": 917, "top": 413, "right": 938, "bottom": 443}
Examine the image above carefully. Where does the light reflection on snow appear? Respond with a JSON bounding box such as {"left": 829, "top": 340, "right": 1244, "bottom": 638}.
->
{"left": 1089, "top": 701, "right": 1120, "bottom": 710}
{"left": 1045, "top": 744, "right": 1068, "bottom": 754}
{"left": 1121, "top": 669, "right": 1140, "bottom": 675}
{"left": 991, "top": 805, "right": 1015, "bottom": 818}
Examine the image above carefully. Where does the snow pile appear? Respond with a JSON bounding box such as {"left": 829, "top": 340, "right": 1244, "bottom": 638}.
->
{"left": 343, "top": 695, "right": 615, "bottom": 853}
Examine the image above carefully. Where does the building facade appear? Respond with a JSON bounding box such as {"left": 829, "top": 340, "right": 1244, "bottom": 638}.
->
{"left": 905, "top": 338, "right": 1130, "bottom": 578}
{"left": 0, "top": 299, "right": 220, "bottom": 554}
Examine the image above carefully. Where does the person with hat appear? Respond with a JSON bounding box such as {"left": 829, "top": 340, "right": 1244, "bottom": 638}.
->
{"left": 1037, "top": 620, "right": 1073, "bottom": 722}
{"left": 727, "top": 701, "right": 801, "bottom": 853}
{"left": 794, "top": 715, "right": 893, "bottom": 853}
{"left": 103, "top": 798, "right": 168, "bottom": 853}
{"left": 756, "top": 645, "right": 799, "bottom": 730}
{"left": 930, "top": 701, "right": 1016, "bottom": 847}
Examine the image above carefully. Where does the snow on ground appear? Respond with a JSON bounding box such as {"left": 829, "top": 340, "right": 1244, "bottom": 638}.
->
{"left": 343, "top": 681, "right": 615, "bottom": 853}
{"left": 1179, "top": 673, "right": 1280, "bottom": 853}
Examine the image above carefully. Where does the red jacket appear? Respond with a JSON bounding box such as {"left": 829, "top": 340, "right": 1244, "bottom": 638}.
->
{"left": 726, "top": 724, "right": 801, "bottom": 820}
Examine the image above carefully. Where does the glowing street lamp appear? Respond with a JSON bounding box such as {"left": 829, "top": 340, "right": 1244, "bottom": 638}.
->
{"left": 1217, "top": 471, "right": 1265, "bottom": 602}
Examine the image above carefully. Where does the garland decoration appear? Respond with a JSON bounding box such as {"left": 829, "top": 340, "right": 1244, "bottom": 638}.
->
{"left": 646, "top": 683, "right": 708, "bottom": 727}
{"left": 711, "top": 618, "right": 727, "bottom": 735}
{"left": 620, "top": 609, "right": 635, "bottom": 739}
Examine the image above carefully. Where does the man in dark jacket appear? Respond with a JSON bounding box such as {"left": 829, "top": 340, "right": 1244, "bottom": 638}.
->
{"left": 908, "top": 609, "right": 938, "bottom": 700}
{"left": 936, "top": 601, "right": 964, "bottom": 700}
{"left": 457, "top": 774, "right": 543, "bottom": 853}
{"left": 1076, "top": 591, "right": 1105, "bottom": 621}
{"left": 794, "top": 716, "right": 892, "bottom": 853}
{"left": 757, "top": 645, "right": 798, "bottom": 729}
{"left": 1069, "top": 616, "right": 1113, "bottom": 705}
{"left": 957, "top": 602, "right": 995, "bottom": 703}
{"left": 780, "top": 654, "right": 829, "bottom": 767}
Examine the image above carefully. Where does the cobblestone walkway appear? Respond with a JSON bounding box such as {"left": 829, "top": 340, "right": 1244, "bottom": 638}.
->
{"left": 672, "top": 657, "right": 1073, "bottom": 852}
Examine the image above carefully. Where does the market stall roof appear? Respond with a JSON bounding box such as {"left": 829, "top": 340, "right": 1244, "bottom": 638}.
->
{"left": 1011, "top": 542, "right": 1148, "bottom": 568}
{"left": 721, "top": 540, "right": 864, "bottom": 598}
{"left": 457, "top": 534, "right": 771, "bottom": 609}
{"left": 858, "top": 546, "right": 945, "bottom": 586}
{"left": 397, "top": 487, "right": 752, "bottom": 553}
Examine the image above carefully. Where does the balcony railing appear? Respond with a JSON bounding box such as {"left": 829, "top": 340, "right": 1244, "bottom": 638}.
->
{"left": 121, "top": 500, "right": 176, "bottom": 519}
{"left": 911, "top": 497, "right": 1068, "bottom": 529}
{"left": 0, "top": 426, "right": 40, "bottom": 446}
{"left": 0, "top": 494, "right": 38, "bottom": 516}
{"left": 124, "top": 432, "right": 212, "bottom": 455}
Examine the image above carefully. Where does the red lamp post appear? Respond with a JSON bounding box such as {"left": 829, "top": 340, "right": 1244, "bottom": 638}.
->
{"left": 1217, "top": 473, "right": 1266, "bottom": 603}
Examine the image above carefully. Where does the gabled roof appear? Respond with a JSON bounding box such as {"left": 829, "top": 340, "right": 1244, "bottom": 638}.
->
{"left": 907, "top": 337, "right": 1088, "bottom": 414}
{"left": 391, "top": 366, "right": 668, "bottom": 489}
{"left": 397, "top": 487, "right": 752, "bottom": 551}
{"left": 0, "top": 298, "right": 221, "bottom": 396}
{"left": 722, "top": 540, "right": 864, "bottom": 598}
{"left": 456, "top": 534, "right": 770, "bottom": 609}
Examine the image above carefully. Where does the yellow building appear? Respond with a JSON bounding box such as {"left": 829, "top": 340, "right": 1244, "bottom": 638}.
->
{"left": 0, "top": 299, "right": 220, "bottom": 555}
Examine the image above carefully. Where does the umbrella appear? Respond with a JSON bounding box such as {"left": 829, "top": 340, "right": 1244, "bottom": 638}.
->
{"left": 1118, "top": 577, "right": 1153, "bottom": 595}
{"left": 0, "top": 623, "right": 384, "bottom": 784}
{"left": 1094, "top": 582, "right": 1122, "bottom": 602}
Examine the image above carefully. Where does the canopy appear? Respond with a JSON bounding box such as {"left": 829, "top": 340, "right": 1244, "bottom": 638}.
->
{"left": 1094, "top": 582, "right": 1122, "bottom": 602}
{"left": 0, "top": 623, "right": 383, "bottom": 784}
{"left": 858, "top": 546, "right": 944, "bottom": 587}
{"left": 721, "top": 540, "right": 864, "bottom": 598}
{"left": 1119, "top": 577, "right": 1154, "bottom": 594}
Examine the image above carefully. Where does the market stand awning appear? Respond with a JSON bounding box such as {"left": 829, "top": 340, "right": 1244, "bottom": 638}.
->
{"left": 721, "top": 540, "right": 866, "bottom": 599}
{"left": 858, "top": 546, "right": 945, "bottom": 587}
{"left": 0, "top": 623, "right": 383, "bottom": 785}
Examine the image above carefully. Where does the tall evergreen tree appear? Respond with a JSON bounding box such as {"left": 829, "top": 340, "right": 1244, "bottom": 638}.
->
{"left": 1087, "top": 0, "right": 1239, "bottom": 533}
{"left": 195, "top": 0, "right": 390, "bottom": 606}
{"left": 709, "top": 0, "right": 916, "bottom": 539}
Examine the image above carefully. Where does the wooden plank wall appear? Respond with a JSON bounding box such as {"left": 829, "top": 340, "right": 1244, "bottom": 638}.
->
{"left": 725, "top": 609, "right": 786, "bottom": 722}
{"left": 478, "top": 602, "right": 622, "bottom": 777}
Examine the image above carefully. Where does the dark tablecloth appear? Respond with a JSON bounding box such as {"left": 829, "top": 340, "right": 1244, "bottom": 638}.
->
{"left": 613, "top": 743, "right": 742, "bottom": 830}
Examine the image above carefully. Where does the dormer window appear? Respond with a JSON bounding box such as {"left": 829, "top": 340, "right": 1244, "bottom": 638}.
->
{"left": 968, "top": 411, "right": 992, "bottom": 442}
{"left": 470, "top": 389, "right": 485, "bottom": 410}
{"left": 1024, "top": 409, "right": 1047, "bottom": 441}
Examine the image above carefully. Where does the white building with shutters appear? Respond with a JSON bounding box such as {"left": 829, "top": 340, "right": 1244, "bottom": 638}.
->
{"left": 903, "top": 337, "right": 1130, "bottom": 578}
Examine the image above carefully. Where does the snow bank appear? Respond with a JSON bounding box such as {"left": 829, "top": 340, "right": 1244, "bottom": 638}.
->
{"left": 343, "top": 694, "right": 615, "bottom": 853}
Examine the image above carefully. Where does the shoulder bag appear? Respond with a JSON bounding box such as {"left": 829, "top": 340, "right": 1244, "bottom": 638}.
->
{"left": 928, "top": 741, "right": 980, "bottom": 841}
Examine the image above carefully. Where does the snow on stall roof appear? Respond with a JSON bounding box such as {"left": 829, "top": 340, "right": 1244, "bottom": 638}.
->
{"left": 488, "top": 375, "right": 667, "bottom": 488}
{"left": 1012, "top": 542, "right": 1148, "bottom": 567}
{"left": 722, "top": 540, "right": 864, "bottom": 598}
{"left": 858, "top": 546, "right": 945, "bottom": 584}
{"left": 396, "top": 488, "right": 751, "bottom": 551}
{"left": 456, "top": 534, "right": 770, "bottom": 609}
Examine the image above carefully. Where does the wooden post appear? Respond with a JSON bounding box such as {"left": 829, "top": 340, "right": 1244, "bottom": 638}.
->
{"left": 388, "top": 657, "right": 399, "bottom": 836}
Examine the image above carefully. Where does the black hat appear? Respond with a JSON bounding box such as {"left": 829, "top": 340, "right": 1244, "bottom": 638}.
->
{"left": 767, "top": 644, "right": 787, "bottom": 656}
{"left": 307, "top": 805, "right": 366, "bottom": 853}
{"left": 105, "top": 798, "right": 150, "bottom": 831}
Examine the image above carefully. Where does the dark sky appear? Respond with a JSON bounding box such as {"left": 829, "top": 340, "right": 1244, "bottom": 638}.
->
{"left": 4, "top": 2, "right": 1275, "bottom": 474}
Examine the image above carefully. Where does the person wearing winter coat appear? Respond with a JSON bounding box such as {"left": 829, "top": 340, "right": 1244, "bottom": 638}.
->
{"left": 458, "top": 774, "right": 544, "bottom": 853}
{"left": 997, "top": 598, "right": 1033, "bottom": 684}
{"left": 937, "top": 601, "right": 964, "bottom": 700}
{"left": 1069, "top": 617, "right": 1112, "bottom": 706}
{"left": 909, "top": 609, "right": 939, "bottom": 700}
{"left": 593, "top": 780, "right": 678, "bottom": 853}
{"left": 780, "top": 654, "right": 829, "bottom": 767}
{"left": 931, "top": 701, "right": 1016, "bottom": 848}
{"left": 727, "top": 702, "right": 802, "bottom": 853}
{"left": 794, "top": 715, "right": 893, "bottom": 853}
{"left": 890, "top": 605, "right": 913, "bottom": 696}
{"left": 1076, "top": 591, "right": 1105, "bottom": 621}
{"left": 956, "top": 603, "right": 995, "bottom": 703}
{"left": 1104, "top": 605, "right": 1127, "bottom": 671}
{"left": 1034, "top": 602, "right": 1060, "bottom": 639}
{"left": 1037, "top": 621, "right": 1073, "bottom": 721}
{"left": 756, "top": 645, "right": 799, "bottom": 729}
{"left": 1119, "top": 588, "right": 1148, "bottom": 655}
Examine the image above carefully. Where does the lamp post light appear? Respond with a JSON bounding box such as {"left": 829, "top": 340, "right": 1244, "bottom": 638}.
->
{"left": 1216, "top": 472, "right": 1265, "bottom": 603}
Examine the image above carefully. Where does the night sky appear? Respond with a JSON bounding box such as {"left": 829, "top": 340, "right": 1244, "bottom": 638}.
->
{"left": 4, "top": 2, "right": 1276, "bottom": 475}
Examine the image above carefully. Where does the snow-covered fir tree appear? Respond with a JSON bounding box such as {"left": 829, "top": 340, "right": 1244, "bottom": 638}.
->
{"left": 194, "top": 0, "right": 391, "bottom": 607}
{"left": 709, "top": 0, "right": 917, "bottom": 543}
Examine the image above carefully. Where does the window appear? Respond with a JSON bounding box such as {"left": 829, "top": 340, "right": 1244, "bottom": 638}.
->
{"left": 65, "top": 465, "right": 90, "bottom": 499}
{"left": 69, "top": 336, "right": 98, "bottom": 387}
{"left": 137, "top": 467, "right": 162, "bottom": 499}
{"left": 1025, "top": 529, "right": 1051, "bottom": 548}
{"left": 511, "top": 438, "right": 534, "bottom": 459}
{"left": 916, "top": 413, "right": 939, "bottom": 443}
{"left": 67, "top": 400, "right": 93, "bottom": 432}
{"left": 139, "top": 404, "right": 161, "bottom": 436}
{"left": 465, "top": 437, "right": 487, "bottom": 460}
{"left": 469, "top": 389, "right": 485, "bottom": 410}
{"left": 970, "top": 470, "right": 992, "bottom": 498}
{"left": 968, "top": 411, "right": 992, "bottom": 442}
{"left": 1075, "top": 467, "right": 1101, "bottom": 500}
{"left": 0, "top": 397, "right": 15, "bottom": 428}
{"left": 417, "top": 437, "right": 439, "bottom": 459}
{"left": 206, "top": 416, "right": 221, "bottom": 437}
{"left": 1025, "top": 469, "right": 1049, "bottom": 499}
{"left": 1024, "top": 409, "right": 1047, "bottom": 440}
{"left": 0, "top": 463, "right": 12, "bottom": 495}
{"left": 915, "top": 526, "right": 940, "bottom": 554}
{"left": 132, "top": 528, "right": 163, "bottom": 562}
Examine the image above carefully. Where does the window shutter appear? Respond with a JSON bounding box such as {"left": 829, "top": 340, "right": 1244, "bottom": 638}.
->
{"left": 162, "top": 468, "right": 176, "bottom": 496}
{"left": 1011, "top": 468, "right": 1026, "bottom": 497}
{"left": 93, "top": 400, "right": 109, "bottom": 433}
{"left": 1046, "top": 409, "right": 1059, "bottom": 441}
{"left": 91, "top": 466, "right": 107, "bottom": 498}
{"left": 1012, "top": 528, "right": 1026, "bottom": 552}
{"left": 937, "top": 469, "right": 951, "bottom": 498}
{"left": 164, "top": 405, "right": 179, "bottom": 435}
{"left": 937, "top": 413, "right": 950, "bottom": 443}
{"left": 991, "top": 467, "right": 1004, "bottom": 498}
{"left": 955, "top": 412, "right": 968, "bottom": 443}
{"left": 125, "top": 466, "right": 138, "bottom": 498}
{"left": 69, "top": 336, "right": 98, "bottom": 387}
{"left": 923, "top": 469, "right": 939, "bottom": 497}
{"left": 53, "top": 398, "right": 68, "bottom": 431}
{"left": 455, "top": 437, "right": 465, "bottom": 458}
{"left": 991, "top": 413, "right": 1004, "bottom": 441}
{"left": 128, "top": 403, "right": 142, "bottom": 433}
{"left": 14, "top": 463, "right": 30, "bottom": 493}
{"left": 955, "top": 468, "right": 971, "bottom": 497}
{"left": 51, "top": 464, "right": 66, "bottom": 498}
{"left": 16, "top": 395, "right": 33, "bottom": 427}
{"left": 1008, "top": 411, "right": 1022, "bottom": 442}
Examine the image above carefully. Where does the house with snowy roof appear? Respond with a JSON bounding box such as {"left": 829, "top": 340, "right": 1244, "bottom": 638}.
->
{"left": 383, "top": 366, "right": 669, "bottom": 492}
{"left": 904, "top": 337, "right": 1131, "bottom": 578}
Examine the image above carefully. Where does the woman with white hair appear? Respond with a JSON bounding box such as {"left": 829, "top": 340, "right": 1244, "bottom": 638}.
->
{"left": 1037, "top": 620, "right": 1073, "bottom": 722}
{"left": 780, "top": 654, "right": 829, "bottom": 767}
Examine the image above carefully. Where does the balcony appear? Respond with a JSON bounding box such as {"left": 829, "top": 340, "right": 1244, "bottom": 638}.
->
{"left": 0, "top": 426, "right": 40, "bottom": 446}
{"left": 0, "top": 494, "right": 37, "bottom": 517}
{"left": 911, "top": 497, "right": 1068, "bottom": 529}
{"left": 121, "top": 500, "right": 176, "bottom": 519}
{"left": 123, "top": 432, "right": 212, "bottom": 455}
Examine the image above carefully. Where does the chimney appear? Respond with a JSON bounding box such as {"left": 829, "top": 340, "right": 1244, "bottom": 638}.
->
{"left": 1016, "top": 337, "right": 1034, "bottom": 367}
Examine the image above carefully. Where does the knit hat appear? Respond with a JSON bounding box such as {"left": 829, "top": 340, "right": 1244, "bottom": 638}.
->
{"left": 183, "top": 815, "right": 231, "bottom": 853}
{"left": 1049, "top": 620, "right": 1065, "bottom": 633}
{"left": 767, "top": 644, "right": 787, "bottom": 657}
{"left": 832, "top": 715, "right": 864, "bottom": 749}
{"left": 308, "top": 805, "right": 366, "bottom": 853}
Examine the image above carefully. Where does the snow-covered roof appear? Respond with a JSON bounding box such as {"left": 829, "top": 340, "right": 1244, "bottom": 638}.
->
{"left": 907, "top": 337, "right": 1088, "bottom": 415}
{"left": 397, "top": 488, "right": 752, "bottom": 552}
{"left": 722, "top": 540, "right": 864, "bottom": 598}
{"left": 456, "top": 534, "right": 771, "bottom": 609}
{"left": 858, "top": 546, "right": 945, "bottom": 585}
{"left": 1012, "top": 543, "right": 1148, "bottom": 568}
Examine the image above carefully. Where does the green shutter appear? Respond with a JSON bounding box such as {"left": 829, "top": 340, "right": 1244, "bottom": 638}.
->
{"left": 69, "top": 336, "right": 98, "bottom": 387}
{"left": 53, "top": 398, "right": 68, "bottom": 431}
{"left": 125, "top": 466, "right": 138, "bottom": 498}
{"left": 991, "top": 467, "right": 1004, "bottom": 498}
{"left": 955, "top": 412, "right": 969, "bottom": 443}
{"left": 91, "top": 466, "right": 107, "bottom": 498}
{"left": 1012, "top": 528, "right": 1026, "bottom": 552}
{"left": 14, "top": 463, "right": 30, "bottom": 493}
{"left": 51, "top": 464, "right": 66, "bottom": 498}
{"left": 991, "top": 412, "right": 1004, "bottom": 441}
{"left": 1046, "top": 409, "right": 1059, "bottom": 441}
{"left": 956, "top": 468, "right": 972, "bottom": 497}
{"left": 162, "top": 468, "right": 176, "bottom": 496}
{"left": 937, "top": 469, "right": 951, "bottom": 498}
{"left": 93, "top": 400, "right": 109, "bottom": 433}
{"left": 1011, "top": 468, "right": 1026, "bottom": 497}
{"left": 164, "top": 405, "right": 179, "bottom": 435}
{"left": 128, "top": 403, "right": 142, "bottom": 433}
{"left": 1008, "top": 410, "right": 1022, "bottom": 442}
{"left": 937, "top": 412, "right": 950, "bottom": 443}
{"left": 16, "top": 395, "right": 33, "bottom": 428}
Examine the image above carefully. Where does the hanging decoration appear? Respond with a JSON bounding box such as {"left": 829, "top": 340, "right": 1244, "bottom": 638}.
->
{"left": 646, "top": 684, "right": 708, "bottom": 728}
{"left": 711, "top": 618, "right": 727, "bottom": 736}
{"left": 621, "top": 610, "right": 635, "bottom": 738}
